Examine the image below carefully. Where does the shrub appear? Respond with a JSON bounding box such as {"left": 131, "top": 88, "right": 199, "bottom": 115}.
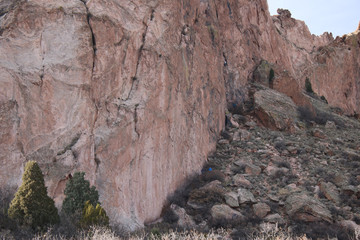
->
{"left": 201, "top": 170, "right": 225, "bottom": 183}
{"left": 188, "top": 188, "right": 224, "bottom": 206}
{"left": 276, "top": 161, "right": 291, "bottom": 169}
{"left": 305, "top": 78, "right": 313, "bottom": 93}
{"left": 7, "top": 161, "right": 59, "bottom": 230}
{"left": 274, "top": 140, "right": 286, "bottom": 151}
{"left": 80, "top": 200, "right": 109, "bottom": 228}
{"left": 297, "top": 106, "right": 342, "bottom": 126}
{"left": 62, "top": 172, "right": 99, "bottom": 216}
{"left": 0, "top": 187, "right": 16, "bottom": 231}
{"left": 162, "top": 207, "right": 179, "bottom": 224}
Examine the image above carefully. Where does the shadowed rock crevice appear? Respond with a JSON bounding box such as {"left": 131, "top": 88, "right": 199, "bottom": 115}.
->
{"left": 79, "top": 0, "right": 97, "bottom": 76}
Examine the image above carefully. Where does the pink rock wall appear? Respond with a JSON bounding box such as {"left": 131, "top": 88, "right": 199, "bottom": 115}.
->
{"left": 310, "top": 32, "right": 360, "bottom": 115}
{"left": 0, "top": 0, "right": 226, "bottom": 229}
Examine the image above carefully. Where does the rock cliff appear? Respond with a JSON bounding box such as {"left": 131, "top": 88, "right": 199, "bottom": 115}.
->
{"left": 0, "top": 0, "right": 359, "bottom": 229}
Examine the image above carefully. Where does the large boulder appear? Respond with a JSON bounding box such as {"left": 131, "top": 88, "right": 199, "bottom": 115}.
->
{"left": 237, "top": 188, "right": 257, "bottom": 204}
{"left": 254, "top": 88, "right": 298, "bottom": 131}
{"left": 210, "top": 204, "right": 245, "bottom": 222}
{"left": 285, "top": 193, "right": 332, "bottom": 222}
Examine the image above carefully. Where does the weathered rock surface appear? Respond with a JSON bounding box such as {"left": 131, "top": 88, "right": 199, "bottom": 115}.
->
{"left": 0, "top": 0, "right": 225, "bottom": 229}
{"left": 237, "top": 188, "right": 256, "bottom": 204}
{"left": 285, "top": 193, "right": 332, "bottom": 222}
{"left": 254, "top": 88, "right": 298, "bottom": 131}
{"left": 224, "top": 191, "right": 239, "bottom": 208}
{"left": 253, "top": 202, "right": 270, "bottom": 218}
{"left": 1, "top": 0, "right": 359, "bottom": 231}
{"left": 210, "top": 204, "right": 244, "bottom": 222}
{"left": 319, "top": 182, "right": 341, "bottom": 204}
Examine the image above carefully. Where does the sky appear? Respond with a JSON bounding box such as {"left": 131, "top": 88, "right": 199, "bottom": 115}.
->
{"left": 267, "top": 0, "right": 360, "bottom": 37}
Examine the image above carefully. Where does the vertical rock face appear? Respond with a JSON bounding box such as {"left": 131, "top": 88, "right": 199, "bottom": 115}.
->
{"left": 88, "top": 0, "right": 225, "bottom": 227}
{"left": 0, "top": 0, "right": 96, "bottom": 195}
{"left": 310, "top": 32, "right": 360, "bottom": 115}
{"left": 0, "top": 0, "right": 359, "bottom": 229}
{"left": 0, "top": 0, "right": 226, "bottom": 229}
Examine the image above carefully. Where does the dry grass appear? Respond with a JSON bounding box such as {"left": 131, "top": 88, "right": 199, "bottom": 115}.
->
{"left": 16, "top": 224, "right": 359, "bottom": 240}
{"left": 32, "top": 227, "right": 119, "bottom": 240}
{"left": 249, "top": 224, "right": 309, "bottom": 240}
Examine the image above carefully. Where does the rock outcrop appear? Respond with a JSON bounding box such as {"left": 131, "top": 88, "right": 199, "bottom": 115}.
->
{"left": 0, "top": 0, "right": 359, "bottom": 230}
{"left": 272, "top": 9, "right": 360, "bottom": 116}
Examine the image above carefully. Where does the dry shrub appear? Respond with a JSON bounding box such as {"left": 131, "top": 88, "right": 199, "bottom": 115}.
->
{"left": 201, "top": 170, "right": 225, "bottom": 183}
{"left": 188, "top": 188, "right": 224, "bottom": 206}
{"left": 297, "top": 106, "right": 344, "bottom": 127}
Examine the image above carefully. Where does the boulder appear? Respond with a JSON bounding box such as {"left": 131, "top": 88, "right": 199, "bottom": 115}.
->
{"left": 254, "top": 89, "right": 298, "bottom": 131}
{"left": 253, "top": 203, "right": 271, "bottom": 218}
{"left": 265, "top": 165, "right": 289, "bottom": 176}
{"left": 285, "top": 193, "right": 332, "bottom": 222}
{"left": 312, "top": 129, "right": 327, "bottom": 139}
{"left": 237, "top": 188, "right": 257, "bottom": 204}
{"left": 245, "top": 163, "right": 262, "bottom": 175}
{"left": 319, "top": 182, "right": 341, "bottom": 204}
{"left": 225, "top": 192, "right": 239, "bottom": 208}
{"left": 333, "top": 174, "right": 349, "bottom": 187}
{"left": 232, "top": 174, "right": 251, "bottom": 187}
{"left": 210, "top": 204, "right": 245, "bottom": 222}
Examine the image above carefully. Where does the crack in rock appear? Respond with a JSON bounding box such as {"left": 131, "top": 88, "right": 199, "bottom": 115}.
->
{"left": 125, "top": 18, "right": 150, "bottom": 101}
{"left": 79, "top": 0, "right": 96, "bottom": 75}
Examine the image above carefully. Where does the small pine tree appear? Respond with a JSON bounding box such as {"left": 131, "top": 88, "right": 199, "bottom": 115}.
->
{"left": 269, "top": 68, "right": 275, "bottom": 88}
{"left": 305, "top": 78, "right": 314, "bottom": 93}
{"left": 8, "top": 161, "right": 59, "bottom": 230}
{"left": 62, "top": 172, "right": 99, "bottom": 216}
{"left": 80, "top": 200, "right": 109, "bottom": 228}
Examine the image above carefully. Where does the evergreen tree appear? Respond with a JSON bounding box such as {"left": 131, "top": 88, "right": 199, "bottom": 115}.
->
{"left": 269, "top": 68, "right": 275, "bottom": 88}
{"left": 80, "top": 200, "right": 109, "bottom": 228}
{"left": 62, "top": 172, "right": 99, "bottom": 215}
{"left": 305, "top": 78, "right": 314, "bottom": 93}
{"left": 8, "top": 161, "right": 59, "bottom": 230}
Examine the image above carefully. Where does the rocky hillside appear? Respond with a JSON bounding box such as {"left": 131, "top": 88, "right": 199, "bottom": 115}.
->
{"left": 0, "top": 0, "right": 359, "bottom": 230}
{"left": 161, "top": 86, "right": 360, "bottom": 239}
